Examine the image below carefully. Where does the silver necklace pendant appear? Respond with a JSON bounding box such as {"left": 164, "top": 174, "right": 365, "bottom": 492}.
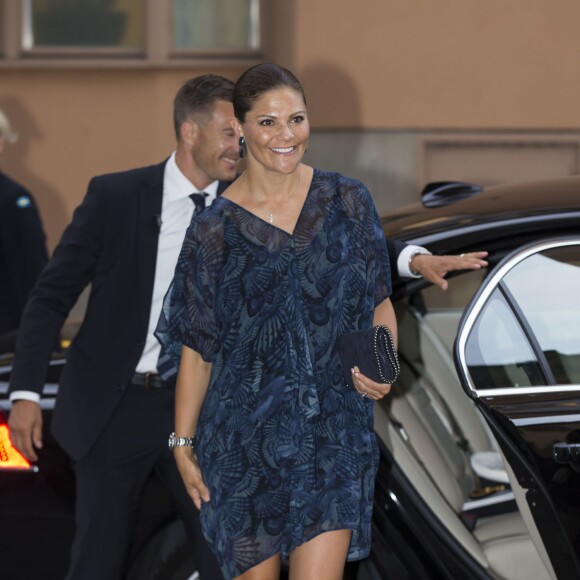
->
{"left": 241, "top": 166, "right": 302, "bottom": 228}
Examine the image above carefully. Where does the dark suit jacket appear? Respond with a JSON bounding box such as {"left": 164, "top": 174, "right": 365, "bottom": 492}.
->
{"left": 0, "top": 172, "right": 48, "bottom": 337}
{"left": 9, "top": 160, "right": 230, "bottom": 460}
{"left": 387, "top": 238, "right": 408, "bottom": 287}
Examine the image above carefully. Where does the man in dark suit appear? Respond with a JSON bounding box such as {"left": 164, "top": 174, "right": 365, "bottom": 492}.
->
{"left": 8, "top": 75, "right": 238, "bottom": 580}
{"left": 0, "top": 109, "right": 48, "bottom": 351}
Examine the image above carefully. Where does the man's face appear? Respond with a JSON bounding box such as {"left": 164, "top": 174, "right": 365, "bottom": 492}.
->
{"left": 190, "top": 100, "right": 239, "bottom": 184}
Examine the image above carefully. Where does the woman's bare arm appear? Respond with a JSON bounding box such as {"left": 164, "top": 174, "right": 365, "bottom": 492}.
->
{"left": 173, "top": 344, "right": 212, "bottom": 509}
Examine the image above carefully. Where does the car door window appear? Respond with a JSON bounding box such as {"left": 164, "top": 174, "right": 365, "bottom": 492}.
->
{"left": 462, "top": 242, "right": 580, "bottom": 391}
{"left": 465, "top": 290, "right": 545, "bottom": 389}
{"left": 502, "top": 247, "right": 580, "bottom": 385}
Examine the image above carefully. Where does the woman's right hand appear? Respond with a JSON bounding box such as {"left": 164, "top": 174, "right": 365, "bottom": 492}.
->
{"left": 173, "top": 446, "right": 210, "bottom": 510}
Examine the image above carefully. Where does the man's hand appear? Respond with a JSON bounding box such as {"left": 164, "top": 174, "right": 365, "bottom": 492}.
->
{"left": 411, "top": 251, "right": 488, "bottom": 291}
{"left": 8, "top": 400, "right": 43, "bottom": 462}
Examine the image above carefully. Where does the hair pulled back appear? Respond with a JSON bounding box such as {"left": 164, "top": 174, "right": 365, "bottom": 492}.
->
{"left": 233, "top": 63, "right": 306, "bottom": 122}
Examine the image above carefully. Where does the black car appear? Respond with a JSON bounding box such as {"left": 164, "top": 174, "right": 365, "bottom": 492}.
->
{"left": 361, "top": 177, "right": 580, "bottom": 580}
{"left": 2, "top": 176, "right": 580, "bottom": 579}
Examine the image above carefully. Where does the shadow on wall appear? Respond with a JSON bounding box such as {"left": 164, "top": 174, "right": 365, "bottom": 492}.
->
{"left": 0, "top": 96, "right": 68, "bottom": 253}
{"left": 300, "top": 62, "right": 418, "bottom": 214}
{"left": 300, "top": 62, "right": 365, "bottom": 178}
{"left": 301, "top": 61, "right": 361, "bottom": 129}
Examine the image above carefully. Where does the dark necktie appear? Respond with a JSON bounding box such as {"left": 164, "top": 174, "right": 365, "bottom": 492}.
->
{"left": 156, "top": 192, "right": 209, "bottom": 382}
{"left": 190, "top": 192, "right": 208, "bottom": 217}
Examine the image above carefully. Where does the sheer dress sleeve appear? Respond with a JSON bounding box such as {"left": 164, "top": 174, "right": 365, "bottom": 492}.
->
{"left": 155, "top": 217, "right": 222, "bottom": 366}
{"left": 359, "top": 182, "right": 392, "bottom": 306}
{"left": 367, "top": 197, "right": 392, "bottom": 306}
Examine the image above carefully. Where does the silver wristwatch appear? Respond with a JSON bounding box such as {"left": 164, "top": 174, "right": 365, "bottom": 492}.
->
{"left": 168, "top": 432, "right": 196, "bottom": 449}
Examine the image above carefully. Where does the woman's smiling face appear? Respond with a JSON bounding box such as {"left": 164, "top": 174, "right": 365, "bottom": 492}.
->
{"left": 235, "top": 87, "right": 309, "bottom": 175}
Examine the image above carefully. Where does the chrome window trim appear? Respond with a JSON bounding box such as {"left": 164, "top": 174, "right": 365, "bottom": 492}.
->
{"left": 456, "top": 237, "right": 580, "bottom": 398}
{"left": 405, "top": 212, "right": 580, "bottom": 248}
{"left": 478, "top": 385, "right": 580, "bottom": 398}
{"left": 512, "top": 414, "right": 580, "bottom": 427}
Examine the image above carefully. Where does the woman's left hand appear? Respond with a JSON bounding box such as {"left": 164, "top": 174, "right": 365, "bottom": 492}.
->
{"left": 351, "top": 366, "right": 391, "bottom": 400}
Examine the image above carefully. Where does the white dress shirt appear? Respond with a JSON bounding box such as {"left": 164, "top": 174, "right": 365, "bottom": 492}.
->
{"left": 397, "top": 244, "right": 432, "bottom": 279}
{"left": 10, "top": 152, "right": 218, "bottom": 403}
{"left": 136, "top": 152, "right": 218, "bottom": 373}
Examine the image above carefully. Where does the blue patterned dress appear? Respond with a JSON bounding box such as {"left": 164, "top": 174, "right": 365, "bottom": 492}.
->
{"left": 156, "top": 169, "right": 391, "bottom": 579}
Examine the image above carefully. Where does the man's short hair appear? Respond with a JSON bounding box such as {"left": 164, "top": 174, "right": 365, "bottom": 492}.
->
{"left": 173, "top": 75, "right": 235, "bottom": 141}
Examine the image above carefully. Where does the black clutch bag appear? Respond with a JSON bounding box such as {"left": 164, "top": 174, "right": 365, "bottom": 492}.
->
{"left": 337, "top": 325, "right": 400, "bottom": 389}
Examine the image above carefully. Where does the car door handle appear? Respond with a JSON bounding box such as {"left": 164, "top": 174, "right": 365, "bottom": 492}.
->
{"left": 553, "top": 442, "right": 580, "bottom": 471}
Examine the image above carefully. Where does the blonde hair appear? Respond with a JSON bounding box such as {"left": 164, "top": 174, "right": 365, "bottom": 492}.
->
{"left": 0, "top": 108, "right": 18, "bottom": 144}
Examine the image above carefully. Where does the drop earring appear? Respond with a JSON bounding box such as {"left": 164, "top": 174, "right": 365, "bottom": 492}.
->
{"left": 239, "top": 136, "right": 245, "bottom": 159}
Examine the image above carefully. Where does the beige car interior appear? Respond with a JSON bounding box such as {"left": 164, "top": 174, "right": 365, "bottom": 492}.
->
{"left": 374, "top": 301, "right": 556, "bottom": 579}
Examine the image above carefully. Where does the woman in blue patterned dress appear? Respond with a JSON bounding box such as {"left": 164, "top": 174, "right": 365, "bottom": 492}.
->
{"left": 157, "top": 63, "right": 397, "bottom": 580}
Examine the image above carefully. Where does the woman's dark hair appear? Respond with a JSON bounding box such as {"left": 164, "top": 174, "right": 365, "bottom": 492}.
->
{"left": 233, "top": 63, "right": 306, "bottom": 122}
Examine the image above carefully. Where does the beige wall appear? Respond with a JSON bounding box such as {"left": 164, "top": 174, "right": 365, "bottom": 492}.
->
{"left": 2, "top": 0, "right": 580, "bottom": 250}
{"left": 294, "top": 0, "right": 580, "bottom": 130}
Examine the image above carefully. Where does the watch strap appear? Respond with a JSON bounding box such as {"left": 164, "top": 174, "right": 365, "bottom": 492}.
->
{"left": 168, "top": 432, "right": 196, "bottom": 449}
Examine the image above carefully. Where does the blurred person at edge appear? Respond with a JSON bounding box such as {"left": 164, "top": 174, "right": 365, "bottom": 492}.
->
{"left": 0, "top": 108, "right": 48, "bottom": 352}
{"left": 156, "top": 62, "right": 485, "bottom": 580}
{"left": 7, "top": 75, "right": 239, "bottom": 580}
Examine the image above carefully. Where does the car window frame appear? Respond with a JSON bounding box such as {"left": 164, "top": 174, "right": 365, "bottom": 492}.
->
{"left": 456, "top": 236, "right": 580, "bottom": 398}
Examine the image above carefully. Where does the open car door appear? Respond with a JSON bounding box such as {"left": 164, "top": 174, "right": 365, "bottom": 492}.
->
{"left": 455, "top": 237, "right": 580, "bottom": 580}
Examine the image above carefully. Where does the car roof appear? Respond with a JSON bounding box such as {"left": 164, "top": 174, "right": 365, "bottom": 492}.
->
{"left": 382, "top": 176, "right": 580, "bottom": 245}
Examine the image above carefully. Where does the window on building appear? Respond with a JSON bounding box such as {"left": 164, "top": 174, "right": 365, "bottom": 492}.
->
{"left": 172, "top": 0, "right": 260, "bottom": 51}
{"left": 23, "top": 0, "right": 144, "bottom": 50}
{"left": 0, "top": 0, "right": 263, "bottom": 65}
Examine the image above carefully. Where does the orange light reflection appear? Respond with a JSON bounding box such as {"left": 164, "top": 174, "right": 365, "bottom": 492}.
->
{"left": 0, "top": 424, "right": 31, "bottom": 469}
